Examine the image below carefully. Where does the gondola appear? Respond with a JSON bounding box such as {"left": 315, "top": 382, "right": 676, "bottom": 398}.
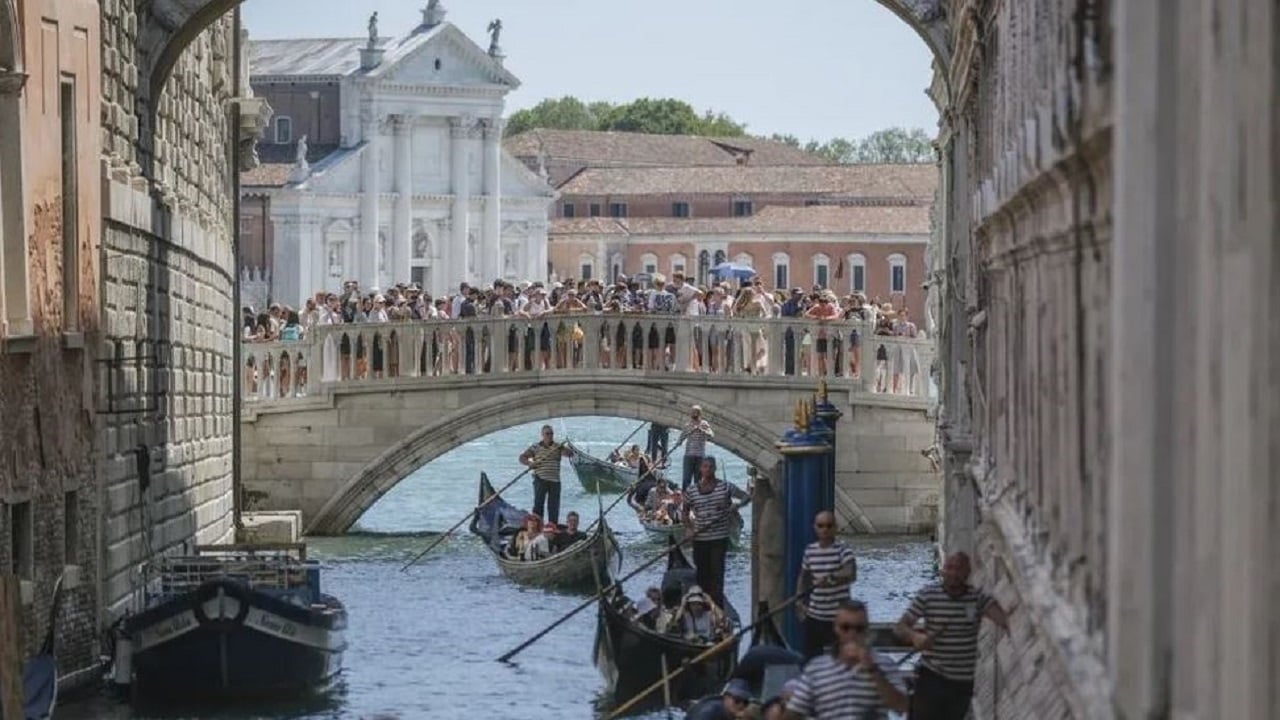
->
{"left": 568, "top": 444, "right": 664, "bottom": 494}
{"left": 684, "top": 602, "right": 803, "bottom": 719}
{"left": 1, "top": 575, "right": 62, "bottom": 720}
{"left": 631, "top": 485, "right": 747, "bottom": 551}
{"left": 594, "top": 539, "right": 741, "bottom": 711}
{"left": 470, "top": 472, "right": 620, "bottom": 590}
{"left": 113, "top": 544, "right": 346, "bottom": 704}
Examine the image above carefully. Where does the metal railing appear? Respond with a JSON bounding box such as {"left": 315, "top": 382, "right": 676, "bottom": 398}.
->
{"left": 240, "top": 315, "right": 935, "bottom": 404}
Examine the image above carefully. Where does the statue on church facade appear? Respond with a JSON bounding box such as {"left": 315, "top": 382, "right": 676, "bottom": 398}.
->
{"left": 487, "top": 19, "right": 503, "bottom": 55}
{"left": 295, "top": 135, "right": 309, "bottom": 167}
{"left": 368, "top": 12, "right": 379, "bottom": 45}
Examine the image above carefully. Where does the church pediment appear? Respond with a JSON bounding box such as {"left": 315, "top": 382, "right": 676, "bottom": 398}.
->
{"left": 368, "top": 24, "right": 519, "bottom": 89}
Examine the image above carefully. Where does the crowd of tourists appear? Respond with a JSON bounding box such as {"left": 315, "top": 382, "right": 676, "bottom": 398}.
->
{"left": 242, "top": 273, "right": 929, "bottom": 399}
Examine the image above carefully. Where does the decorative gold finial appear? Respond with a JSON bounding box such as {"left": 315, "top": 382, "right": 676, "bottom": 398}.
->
{"left": 799, "top": 398, "right": 811, "bottom": 432}
{"left": 808, "top": 395, "right": 818, "bottom": 423}
{"left": 819, "top": 379, "right": 829, "bottom": 402}
{"left": 792, "top": 399, "right": 804, "bottom": 430}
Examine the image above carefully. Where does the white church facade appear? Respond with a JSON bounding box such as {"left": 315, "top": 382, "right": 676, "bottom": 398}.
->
{"left": 241, "top": 4, "right": 556, "bottom": 305}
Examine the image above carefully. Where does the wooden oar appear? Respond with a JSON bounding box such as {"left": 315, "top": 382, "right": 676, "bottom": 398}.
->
{"left": 603, "top": 585, "right": 811, "bottom": 720}
{"left": 496, "top": 534, "right": 697, "bottom": 663}
{"left": 399, "top": 441, "right": 567, "bottom": 572}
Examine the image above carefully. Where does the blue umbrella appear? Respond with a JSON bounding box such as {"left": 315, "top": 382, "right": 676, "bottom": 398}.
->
{"left": 709, "top": 262, "right": 756, "bottom": 281}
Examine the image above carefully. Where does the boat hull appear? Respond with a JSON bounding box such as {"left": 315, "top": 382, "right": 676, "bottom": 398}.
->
{"left": 492, "top": 526, "right": 619, "bottom": 590}
{"left": 640, "top": 510, "right": 744, "bottom": 551}
{"left": 471, "top": 472, "right": 620, "bottom": 591}
{"left": 124, "top": 580, "right": 346, "bottom": 703}
{"left": 595, "top": 591, "right": 738, "bottom": 709}
{"left": 570, "top": 451, "right": 642, "bottom": 493}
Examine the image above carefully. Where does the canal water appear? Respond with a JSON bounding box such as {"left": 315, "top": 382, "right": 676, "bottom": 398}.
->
{"left": 63, "top": 417, "right": 935, "bottom": 720}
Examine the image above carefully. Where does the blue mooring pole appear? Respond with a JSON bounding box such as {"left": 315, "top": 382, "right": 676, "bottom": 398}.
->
{"left": 813, "top": 382, "right": 843, "bottom": 514}
{"left": 776, "top": 399, "right": 834, "bottom": 650}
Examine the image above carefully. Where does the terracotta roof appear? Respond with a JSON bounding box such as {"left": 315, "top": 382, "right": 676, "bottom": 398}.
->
{"left": 556, "top": 163, "right": 938, "bottom": 199}
{"left": 241, "top": 142, "right": 341, "bottom": 187}
{"left": 549, "top": 204, "right": 931, "bottom": 237}
{"left": 504, "top": 129, "right": 829, "bottom": 170}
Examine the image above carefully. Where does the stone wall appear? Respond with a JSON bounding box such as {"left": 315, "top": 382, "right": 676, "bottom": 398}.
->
{"left": 0, "top": 0, "right": 104, "bottom": 684}
{"left": 929, "top": 0, "right": 1115, "bottom": 716}
{"left": 98, "top": 2, "right": 238, "bottom": 620}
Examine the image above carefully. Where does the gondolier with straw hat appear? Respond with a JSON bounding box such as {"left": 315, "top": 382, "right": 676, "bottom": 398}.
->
{"left": 517, "top": 425, "right": 574, "bottom": 524}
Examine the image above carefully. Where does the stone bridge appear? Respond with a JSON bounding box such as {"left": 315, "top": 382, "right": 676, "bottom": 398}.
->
{"left": 239, "top": 315, "right": 938, "bottom": 535}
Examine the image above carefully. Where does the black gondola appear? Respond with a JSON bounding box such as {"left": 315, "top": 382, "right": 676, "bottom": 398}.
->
{"left": 114, "top": 544, "right": 346, "bottom": 705}
{"left": 0, "top": 575, "right": 62, "bottom": 720}
{"left": 470, "top": 473, "right": 619, "bottom": 590}
{"left": 594, "top": 539, "right": 741, "bottom": 712}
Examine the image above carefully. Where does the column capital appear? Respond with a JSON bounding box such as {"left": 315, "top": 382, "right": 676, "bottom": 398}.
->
{"left": 391, "top": 114, "right": 414, "bottom": 133}
{"left": 0, "top": 69, "right": 27, "bottom": 95}
{"left": 482, "top": 117, "right": 505, "bottom": 140}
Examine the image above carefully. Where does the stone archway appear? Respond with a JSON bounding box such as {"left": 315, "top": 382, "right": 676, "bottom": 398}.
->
{"left": 305, "top": 383, "right": 787, "bottom": 535}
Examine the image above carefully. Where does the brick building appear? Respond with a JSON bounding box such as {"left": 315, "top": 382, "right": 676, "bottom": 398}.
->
{"left": 537, "top": 152, "right": 938, "bottom": 322}
{"left": 0, "top": 0, "right": 103, "bottom": 682}
{"left": 550, "top": 204, "right": 931, "bottom": 321}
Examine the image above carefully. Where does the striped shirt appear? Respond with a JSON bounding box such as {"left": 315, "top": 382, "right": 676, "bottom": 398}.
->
{"left": 787, "top": 652, "right": 903, "bottom": 719}
{"left": 905, "top": 582, "right": 992, "bottom": 681}
{"left": 686, "top": 480, "right": 732, "bottom": 541}
{"left": 684, "top": 420, "right": 712, "bottom": 457}
{"left": 524, "top": 442, "right": 564, "bottom": 483}
{"left": 801, "top": 541, "right": 856, "bottom": 621}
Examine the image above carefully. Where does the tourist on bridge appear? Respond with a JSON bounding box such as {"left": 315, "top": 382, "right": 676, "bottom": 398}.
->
{"left": 518, "top": 425, "right": 574, "bottom": 524}
{"left": 681, "top": 405, "right": 715, "bottom": 491}
{"left": 894, "top": 551, "right": 1009, "bottom": 720}
{"left": 682, "top": 456, "right": 746, "bottom": 609}
{"left": 796, "top": 510, "right": 857, "bottom": 659}
{"left": 783, "top": 600, "right": 909, "bottom": 719}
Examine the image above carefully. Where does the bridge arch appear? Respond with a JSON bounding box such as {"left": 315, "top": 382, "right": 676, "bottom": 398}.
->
{"left": 305, "top": 382, "right": 788, "bottom": 535}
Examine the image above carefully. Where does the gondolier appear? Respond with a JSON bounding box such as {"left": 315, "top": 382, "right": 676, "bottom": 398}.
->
{"left": 683, "top": 457, "right": 743, "bottom": 609}
{"left": 518, "top": 425, "right": 574, "bottom": 524}
{"left": 796, "top": 510, "right": 857, "bottom": 659}
{"left": 893, "top": 552, "right": 1009, "bottom": 720}
{"left": 681, "top": 406, "right": 714, "bottom": 491}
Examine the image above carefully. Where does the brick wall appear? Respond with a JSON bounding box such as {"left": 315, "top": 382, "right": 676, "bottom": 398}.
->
{"left": 0, "top": 0, "right": 103, "bottom": 682}
{"left": 250, "top": 81, "right": 341, "bottom": 146}
{"left": 559, "top": 192, "right": 916, "bottom": 219}
{"left": 98, "top": 2, "right": 238, "bottom": 621}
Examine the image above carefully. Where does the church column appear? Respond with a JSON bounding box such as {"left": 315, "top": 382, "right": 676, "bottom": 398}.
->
{"left": 449, "top": 117, "right": 472, "bottom": 287}
{"left": 359, "top": 110, "right": 381, "bottom": 290}
{"left": 482, "top": 118, "right": 503, "bottom": 283}
{"left": 270, "top": 216, "right": 301, "bottom": 306}
{"left": 303, "top": 217, "right": 325, "bottom": 301}
{"left": 393, "top": 115, "right": 414, "bottom": 287}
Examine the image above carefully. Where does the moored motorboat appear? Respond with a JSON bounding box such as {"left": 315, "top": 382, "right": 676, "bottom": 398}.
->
{"left": 113, "top": 543, "right": 346, "bottom": 705}
{"left": 594, "top": 540, "right": 741, "bottom": 711}
{"left": 0, "top": 575, "right": 62, "bottom": 720}
{"left": 470, "top": 472, "right": 620, "bottom": 590}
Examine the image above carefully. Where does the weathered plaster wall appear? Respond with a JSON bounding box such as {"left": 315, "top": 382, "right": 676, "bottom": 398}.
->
{"left": 98, "top": 2, "right": 238, "bottom": 620}
{"left": 0, "top": 0, "right": 103, "bottom": 684}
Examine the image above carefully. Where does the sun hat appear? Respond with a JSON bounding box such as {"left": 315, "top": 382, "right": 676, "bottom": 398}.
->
{"left": 722, "top": 678, "right": 753, "bottom": 702}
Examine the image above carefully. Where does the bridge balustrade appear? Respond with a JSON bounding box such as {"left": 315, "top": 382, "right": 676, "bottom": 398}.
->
{"left": 239, "top": 315, "right": 935, "bottom": 405}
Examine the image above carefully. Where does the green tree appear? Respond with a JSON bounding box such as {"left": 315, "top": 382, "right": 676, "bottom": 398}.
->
{"left": 598, "top": 98, "right": 706, "bottom": 135}
{"left": 696, "top": 110, "right": 748, "bottom": 137}
{"left": 851, "top": 127, "right": 935, "bottom": 163}
{"left": 504, "top": 96, "right": 604, "bottom": 137}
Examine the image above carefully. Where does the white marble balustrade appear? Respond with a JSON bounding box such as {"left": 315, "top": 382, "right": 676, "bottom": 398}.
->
{"left": 240, "top": 316, "right": 935, "bottom": 404}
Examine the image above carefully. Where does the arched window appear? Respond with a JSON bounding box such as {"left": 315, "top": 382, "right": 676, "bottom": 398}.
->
{"left": 713, "top": 249, "right": 727, "bottom": 266}
{"left": 697, "top": 250, "right": 710, "bottom": 285}
{"left": 325, "top": 220, "right": 353, "bottom": 281}
{"left": 771, "top": 252, "right": 790, "bottom": 291}
{"left": 578, "top": 253, "right": 596, "bottom": 281}
{"left": 640, "top": 253, "right": 658, "bottom": 276}
{"left": 848, "top": 253, "right": 867, "bottom": 294}
{"left": 669, "top": 253, "right": 687, "bottom": 277}
{"left": 888, "top": 253, "right": 907, "bottom": 294}
{"left": 610, "top": 253, "right": 625, "bottom": 281}
{"left": 0, "top": 4, "right": 30, "bottom": 335}
{"left": 813, "top": 253, "right": 830, "bottom": 289}
{"left": 274, "top": 116, "right": 293, "bottom": 144}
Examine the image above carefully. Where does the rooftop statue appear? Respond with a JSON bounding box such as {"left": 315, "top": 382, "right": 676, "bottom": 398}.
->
{"left": 368, "top": 12, "right": 379, "bottom": 45}
{"left": 487, "top": 19, "right": 503, "bottom": 53}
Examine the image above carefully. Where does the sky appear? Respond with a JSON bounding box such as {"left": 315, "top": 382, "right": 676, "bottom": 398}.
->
{"left": 239, "top": 0, "right": 939, "bottom": 143}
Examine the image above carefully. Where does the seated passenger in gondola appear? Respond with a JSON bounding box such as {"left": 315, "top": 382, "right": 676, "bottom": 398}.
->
{"left": 551, "top": 511, "right": 588, "bottom": 551}
{"left": 523, "top": 522, "right": 558, "bottom": 561}
{"left": 505, "top": 514, "right": 543, "bottom": 559}
{"left": 629, "top": 596, "right": 662, "bottom": 630}
{"left": 624, "top": 444, "right": 644, "bottom": 468}
{"left": 670, "top": 586, "right": 730, "bottom": 643}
